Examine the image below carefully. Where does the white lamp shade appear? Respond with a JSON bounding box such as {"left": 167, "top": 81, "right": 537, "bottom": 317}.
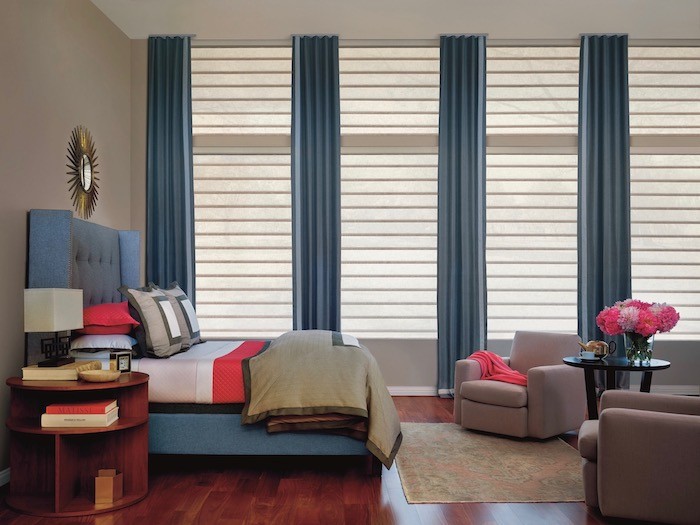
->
{"left": 24, "top": 288, "right": 84, "bottom": 332}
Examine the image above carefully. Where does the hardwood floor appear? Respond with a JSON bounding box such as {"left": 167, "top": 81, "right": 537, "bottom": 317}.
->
{"left": 0, "top": 397, "right": 641, "bottom": 524}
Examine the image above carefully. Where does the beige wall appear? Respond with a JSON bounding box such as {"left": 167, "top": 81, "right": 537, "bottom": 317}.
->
{"left": 0, "top": 1, "right": 132, "bottom": 470}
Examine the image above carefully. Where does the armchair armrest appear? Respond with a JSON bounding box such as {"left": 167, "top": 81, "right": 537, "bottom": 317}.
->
{"left": 598, "top": 408, "right": 700, "bottom": 524}
{"left": 600, "top": 390, "right": 700, "bottom": 416}
{"left": 527, "top": 364, "right": 586, "bottom": 439}
{"left": 453, "top": 358, "right": 481, "bottom": 424}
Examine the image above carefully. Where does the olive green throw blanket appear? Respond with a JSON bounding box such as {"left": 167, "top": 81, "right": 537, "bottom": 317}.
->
{"left": 242, "top": 330, "right": 403, "bottom": 468}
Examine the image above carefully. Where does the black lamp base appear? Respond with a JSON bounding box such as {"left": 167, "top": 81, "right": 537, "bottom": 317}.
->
{"left": 38, "top": 334, "right": 74, "bottom": 367}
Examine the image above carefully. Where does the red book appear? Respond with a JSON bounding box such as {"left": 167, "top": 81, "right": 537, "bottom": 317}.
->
{"left": 45, "top": 399, "right": 117, "bottom": 415}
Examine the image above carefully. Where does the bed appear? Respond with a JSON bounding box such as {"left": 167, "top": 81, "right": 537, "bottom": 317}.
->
{"left": 26, "top": 209, "right": 396, "bottom": 474}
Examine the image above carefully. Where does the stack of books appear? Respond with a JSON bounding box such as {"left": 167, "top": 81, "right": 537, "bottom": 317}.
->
{"left": 41, "top": 399, "right": 119, "bottom": 428}
{"left": 22, "top": 360, "right": 101, "bottom": 381}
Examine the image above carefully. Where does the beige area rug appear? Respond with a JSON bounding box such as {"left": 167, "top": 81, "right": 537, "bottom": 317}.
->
{"left": 396, "top": 423, "right": 584, "bottom": 503}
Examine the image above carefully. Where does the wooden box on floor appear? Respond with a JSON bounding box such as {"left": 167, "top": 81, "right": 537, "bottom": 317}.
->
{"left": 95, "top": 469, "right": 123, "bottom": 504}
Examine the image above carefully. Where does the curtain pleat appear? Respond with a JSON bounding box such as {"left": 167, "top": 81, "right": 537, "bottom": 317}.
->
{"left": 146, "top": 36, "right": 195, "bottom": 303}
{"left": 578, "top": 35, "right": 631, "bottom": 389}
{"left": 291, "top": 36, "right": 341, "bottom": 331}
{"left": 437, "top": 35, "right": 487, "bottom": 394}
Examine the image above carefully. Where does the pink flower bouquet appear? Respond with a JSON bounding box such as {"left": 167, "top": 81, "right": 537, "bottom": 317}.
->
{"left": 596, "top": 299, "right": 680, "bottom": 337}
{"left": 596, "top": 299, "right": 680, "bottom": 363}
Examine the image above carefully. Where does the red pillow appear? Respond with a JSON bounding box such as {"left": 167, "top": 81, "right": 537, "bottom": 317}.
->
{"left": 79, "top": 324, "right": 134, "bottom": 335}
{"left": 82, "top": 302, "right": 140, "bottom": 328}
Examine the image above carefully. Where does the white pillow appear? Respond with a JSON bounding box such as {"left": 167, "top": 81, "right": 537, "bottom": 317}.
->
{"left": 70, "top": 334, "right": 136, "bottom": 352}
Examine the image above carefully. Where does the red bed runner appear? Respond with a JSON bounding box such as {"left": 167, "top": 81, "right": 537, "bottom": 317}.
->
{"left": 212, "top": 340, "right": 267, "bottom": 403}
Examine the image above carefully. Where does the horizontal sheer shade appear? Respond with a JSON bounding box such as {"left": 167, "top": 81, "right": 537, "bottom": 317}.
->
{"left": 192, "top": 47, "right": 291, "bottom": 136}
{"left": 194, "top": 153, "right": 293, "bottom": 339}
{"left": 339, "top": 47, "right": 439, "bottom": 137}
{"left": 341, "top": 153, "right": 437, "bottom": 338}
{"left": 631, "top": 154, "right": 700, "bottom": 340}
{"left": 629, "top": 48, "right": 700, "bottom": 135}
{"left": 486, "top": 154, "right": 578, "bottom": 339}
{"left": 486, "top": 47, "right": 579, "bottom": 135}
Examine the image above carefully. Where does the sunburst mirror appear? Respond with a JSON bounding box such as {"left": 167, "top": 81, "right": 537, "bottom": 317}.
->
{"left": 66, "top": 125, "right": 99, "bottom": 219}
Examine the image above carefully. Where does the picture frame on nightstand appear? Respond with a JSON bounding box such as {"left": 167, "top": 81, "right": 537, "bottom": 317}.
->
{"left": 110, "top": 351, "right": 132, "bottom": 373}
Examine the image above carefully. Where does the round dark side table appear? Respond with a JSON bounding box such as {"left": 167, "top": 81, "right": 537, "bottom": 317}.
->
{"left": 562, "top": 356, "right": 670, "bottom": 420}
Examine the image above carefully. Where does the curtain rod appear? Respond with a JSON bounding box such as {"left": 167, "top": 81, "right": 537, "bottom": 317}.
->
{"left": 192, "top": 38, "right": 700, "bottom": 48}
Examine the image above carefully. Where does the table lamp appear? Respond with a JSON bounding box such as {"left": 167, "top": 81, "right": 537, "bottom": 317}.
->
{"left": 24, "top": 288, "right": 83, "bottom": 367}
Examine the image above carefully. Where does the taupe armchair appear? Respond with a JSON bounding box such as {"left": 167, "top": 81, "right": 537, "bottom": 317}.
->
{"left": 454, "top": 331, "right": 585, "bottom": 438}
{"left": 578, "top": 390, "right": 700, "bottom": 525}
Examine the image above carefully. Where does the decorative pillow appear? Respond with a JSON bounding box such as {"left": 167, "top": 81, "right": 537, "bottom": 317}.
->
{"left": 81, "top": 301, "right": 140, "bottom": 328}
{"left": 70, "top": 334, "right": 137, "bottom": 353}
{"left": 119, "top": 285, "right": 182, "bottom": 358}
{"left": 150, "top": 282, "right": 202, "bottom": 349}
{"left": 80, "top": 324, "right": 133, "bottom": 335}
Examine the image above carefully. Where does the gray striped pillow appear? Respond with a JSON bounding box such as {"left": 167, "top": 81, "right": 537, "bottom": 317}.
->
{"left": 150, "top": 282, "right": 202, "bottom": 349}
{"left": 119, "top": 285, "right": 182, "bottom": 358}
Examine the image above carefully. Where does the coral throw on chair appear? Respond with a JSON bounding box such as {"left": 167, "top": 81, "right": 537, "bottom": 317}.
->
{"left": 468, "top": 350, "right": 527, "bottom": 386}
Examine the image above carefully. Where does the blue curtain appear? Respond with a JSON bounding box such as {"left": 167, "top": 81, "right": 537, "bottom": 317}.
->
{"left": 437, "top": 35, "right": 488, "bottom": 394}
{"left": 146, "top": 36, "right": 195, "bottom": 304}
{"left": 578, "top": 35, "right": 631, "bottom": 388}
{"left": 291, "top": 36, "right": 341, "bottom": 331}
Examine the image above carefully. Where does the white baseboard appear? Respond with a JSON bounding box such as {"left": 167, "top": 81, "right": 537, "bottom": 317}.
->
{"left": 389, "top": 385, "right": 699, "bottom": 397}
{"left": 0, "top": 468, "right": 9, "bottom": 487}
{"left": 630, "top": 384, "right": 699, "bottom": 396}
{"left": 388, "top": 386, "right": 438, "bottom": 396}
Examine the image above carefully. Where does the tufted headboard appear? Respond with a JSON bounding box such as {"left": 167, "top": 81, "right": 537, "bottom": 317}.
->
{"left": 25, "top": 209, "right": 140, "bottom": 363}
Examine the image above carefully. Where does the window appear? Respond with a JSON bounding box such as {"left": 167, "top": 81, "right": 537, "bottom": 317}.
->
{"left": 191, "top": 42, "right": 700, "bottom": 342}
{"left": 629, "top": 46, "right": 700, "bottom": 340}
{"left": 485, "top": 153, "right": 578, "bottom": 338}
{"left": 485, "top": 46, "right": 579, "bottom": 339}
{"left": 192, "top": 46, "right": 292, "bottom": 338}
{"left": 339, "top": 47, "right": 439, "bottom": 338}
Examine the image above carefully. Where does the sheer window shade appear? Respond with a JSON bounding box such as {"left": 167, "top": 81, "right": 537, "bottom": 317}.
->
{"left": 487, "top": 47, "right": 579, "bottom": 135}
{"left": 629, "top": 47, "right": 700, "bottom": 340}
{"left": 192, "top": 46, "right": 291, "bottom": 136}
{"left": 191, "top": 43, "right": 700, "bottom": 342}
{"left": 630, "top": 154, "right": 700, "bottom": 340}
{"left": 628, "top": 47, "right": 700, "bottom": 135}
{"left": 485, "top": 46, "right": 579, "bottom": 339}
{"left": 339, "top": 48, "right": 439, "bottom": 338}
{"left": 193, "top": 46, "right": 293, "bottom": 338}
{"left": 486, "top": 154, "right": 579, "bottom": 339}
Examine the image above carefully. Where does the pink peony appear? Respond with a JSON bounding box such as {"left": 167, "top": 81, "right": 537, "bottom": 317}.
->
{"left": 596, "top": 307, "right": 624, "bottom": 336}
{"left": 596, "top": 298, "right": 679, "bottom": 337}
{"left": 657, "top": 305, "right": 680, "bottom": 332}
{"left": 635, "top": 309, "right": 658, "bottom": 337}
{"left": 617, "top": 306, "right": 640, "bottom": 332}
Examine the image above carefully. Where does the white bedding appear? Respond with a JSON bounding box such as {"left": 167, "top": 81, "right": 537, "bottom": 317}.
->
{"left": 74, "top": 340, "right": 249, "bottom": 404}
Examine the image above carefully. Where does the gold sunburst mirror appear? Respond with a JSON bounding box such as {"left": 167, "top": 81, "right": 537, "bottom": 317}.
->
{"left": 67, "top": 125, "right": 99, "bottom": 219}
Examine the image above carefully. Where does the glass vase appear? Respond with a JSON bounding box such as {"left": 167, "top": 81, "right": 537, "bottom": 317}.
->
{"left": 624, "top": 333, "right": 655, "bottom": 365}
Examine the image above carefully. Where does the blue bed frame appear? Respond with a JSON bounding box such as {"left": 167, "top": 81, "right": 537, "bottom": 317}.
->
{"left": 26, "top": 209, "right": 374, "bottom": 468}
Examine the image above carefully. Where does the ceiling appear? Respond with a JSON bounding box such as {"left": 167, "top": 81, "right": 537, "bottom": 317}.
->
{"left": 91, "top": 0, "right": 700, "bottom": 41}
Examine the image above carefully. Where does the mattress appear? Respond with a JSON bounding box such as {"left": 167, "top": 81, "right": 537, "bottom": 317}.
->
{"left": 74, "top": 340, "right": 267, "bottom": 404}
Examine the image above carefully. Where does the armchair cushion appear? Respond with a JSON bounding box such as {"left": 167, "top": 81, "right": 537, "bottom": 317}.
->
{"left": 578, "top": 420, "right": 598, "bottom": 461}
{"left": 461, "top": 380, "right": 527, "bottom": 408}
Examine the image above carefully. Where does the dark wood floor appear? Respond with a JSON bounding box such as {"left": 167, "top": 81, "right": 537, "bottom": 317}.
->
{"left": 0, "top": 397, "right": 643, "bottom": 524}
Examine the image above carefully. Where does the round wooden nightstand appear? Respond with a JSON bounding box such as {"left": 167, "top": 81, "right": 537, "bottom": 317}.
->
{"left": 5, "top": 372, "right": 149, "bottom": 517}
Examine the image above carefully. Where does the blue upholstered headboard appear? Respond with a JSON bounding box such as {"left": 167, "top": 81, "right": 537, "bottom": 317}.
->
{"left": 26, "top": 209, "right": 140, "bottom": 363}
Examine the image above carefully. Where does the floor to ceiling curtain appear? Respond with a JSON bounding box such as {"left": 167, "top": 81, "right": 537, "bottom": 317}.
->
{"left": 146, "top": 36, "right": 196, "bottom": 303}
{"left": 578, "top": 34, "right": 631, "bottom": 390}
{"left": 437, "top": 35, "right": 488, "bottom": 395}
{"left": 291, "top": 35, "right": 341, "bottom": 331}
